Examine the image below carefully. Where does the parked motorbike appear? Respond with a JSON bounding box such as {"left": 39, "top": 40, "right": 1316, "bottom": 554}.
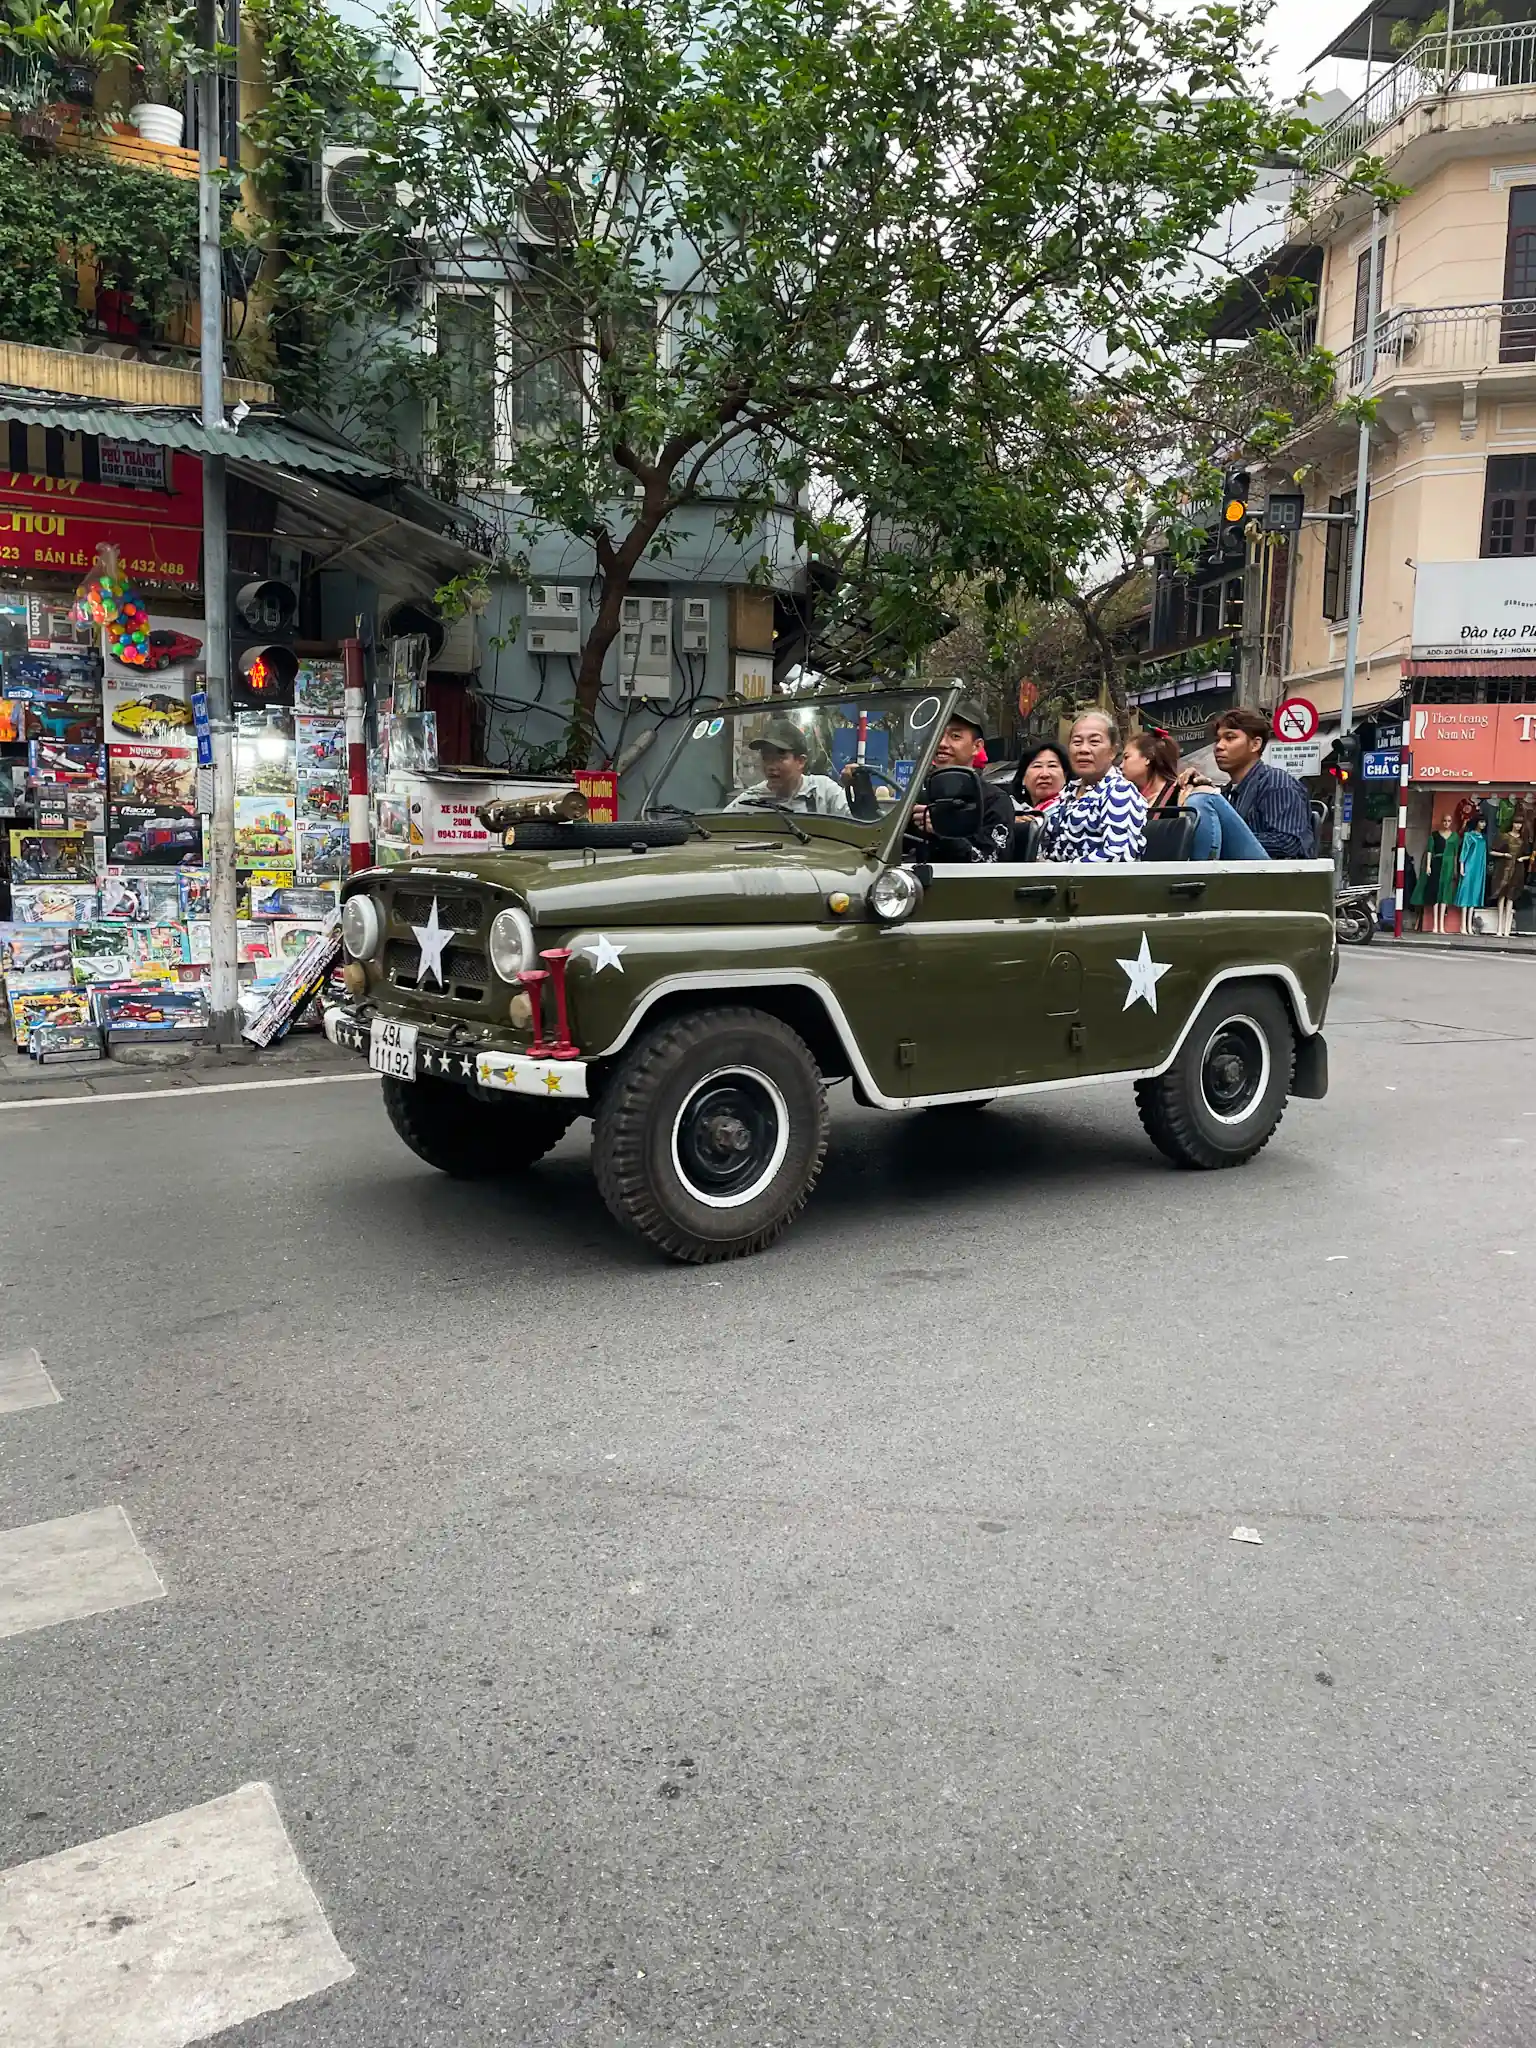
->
{"left": 1335, "top": 885, "right": 1377, "bottom": 946}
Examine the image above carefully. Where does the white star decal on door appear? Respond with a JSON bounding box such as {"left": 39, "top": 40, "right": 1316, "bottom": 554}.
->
{"left": 1117, "top": 932, "right": 1172, "bottom": 1013}
{"left": 584, "top": 933, "right": 627, "bottom": 974}
{"left": 412, "top": 897, "right": 453, "bottom": 988}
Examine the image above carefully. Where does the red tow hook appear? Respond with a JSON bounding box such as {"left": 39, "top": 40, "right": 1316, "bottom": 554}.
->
{"left": 517, "top": 968, "right": 551, "bottom": 1056}
{"left": 540, "top": 948, "right": 579, "bottom": 1058}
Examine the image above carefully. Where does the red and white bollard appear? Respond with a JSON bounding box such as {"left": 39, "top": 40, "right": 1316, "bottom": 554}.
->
{"left": 343, "top": 635, "right": 370, "bottom": 875}
{"left": 1393, "top": 747, "right": 1411, "bottom": 939}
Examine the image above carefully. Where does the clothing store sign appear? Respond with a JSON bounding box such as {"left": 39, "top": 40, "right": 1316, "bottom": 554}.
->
{"left": 1409, "top": 702, "right": 1536, "bottom": 782}
{"left": 1412, "top": 560, "right": 1536, "bottom": 659}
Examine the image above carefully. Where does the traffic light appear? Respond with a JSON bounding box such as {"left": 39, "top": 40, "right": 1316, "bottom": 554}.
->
{"left": 231, "top": 578, "right": 299, "bottom": 708}
{"left": 1324, "top": 733, "right": 1362, "bottom": 785}
{"left": 1220, "top": 469, "right": 1251, "bottom": 531}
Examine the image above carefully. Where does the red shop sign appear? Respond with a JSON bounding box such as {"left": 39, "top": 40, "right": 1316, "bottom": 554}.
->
{"left": 1410, "top": 702, "right": 1536, "bottom": 784}
{"left": 0, "top": 456, "right": 202, "bottom": 585}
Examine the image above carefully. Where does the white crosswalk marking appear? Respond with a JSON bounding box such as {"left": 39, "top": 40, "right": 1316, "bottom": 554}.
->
{"left": 0, "top": 1505, "right": 164, "bottom": 1640}
{"left": 0, "top": 1349, "right": 60, "bottom": 1416}
{"left": 0, "top": 1782, "right": 353, "bottom": 2046}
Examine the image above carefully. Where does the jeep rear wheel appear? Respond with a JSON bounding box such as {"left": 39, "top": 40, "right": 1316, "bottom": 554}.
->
{"left": 382, "top": 1075, "right": 575, "bottom": 1178}
{"left": 592, "top": 1007, "right": 829, "bottom": 1262}
{"left": 1134, "top": 984, "right": 1294, "bottom": 1170}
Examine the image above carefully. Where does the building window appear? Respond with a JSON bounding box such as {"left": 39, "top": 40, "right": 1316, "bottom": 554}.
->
{"left": 505, "top": 285, "right": 582, "bottom": 439}
{"left": 1352, "top": 250, "right": 1377, "bottom": 343}
{"left": 1482, "top": 453, "right": 1536, "bottom": 555}
{"left": 1323, "top": 489, "right": 1364, "bottom": 621}
{"left": 433, "top": 279, "right": 584, "bottom": 479}
{"left": 434, "top": 291, "right": 497, "bottom": 483}
{"left": 1502, "top": 187, "right": 1536, "bottom": 362}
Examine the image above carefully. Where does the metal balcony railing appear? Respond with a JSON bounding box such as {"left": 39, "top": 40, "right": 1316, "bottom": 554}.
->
{"left": 1305, "top": 22, "right": 1536, "bottom": 180}
{"left": 1337, "top": 299, "right": 1536, "bottom": 393}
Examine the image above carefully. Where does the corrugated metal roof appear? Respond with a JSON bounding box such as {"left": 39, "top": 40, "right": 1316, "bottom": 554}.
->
{"left": 0, "top": 388, "right": 389, "bottom": 478}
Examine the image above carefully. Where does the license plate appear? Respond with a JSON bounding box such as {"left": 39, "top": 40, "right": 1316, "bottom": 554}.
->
{"left": 369, "top": 1017, "right": 418, "bottom": 1079}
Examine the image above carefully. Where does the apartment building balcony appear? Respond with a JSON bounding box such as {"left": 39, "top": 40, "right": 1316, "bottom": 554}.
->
{"left": 1300, "top": 23, "right": 1536, "bottom": 225}
{"left": 1331, "top": 298, "right": 1536, "bottom": 439}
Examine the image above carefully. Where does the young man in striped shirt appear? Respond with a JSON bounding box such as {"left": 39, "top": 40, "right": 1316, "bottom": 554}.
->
{"left": 1211, "top": 708, "right": 1317, "bottom": 860}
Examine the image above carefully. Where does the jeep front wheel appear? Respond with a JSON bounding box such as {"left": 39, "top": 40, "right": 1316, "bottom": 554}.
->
{"left": 592, "top": 1008, "right": 829, "bottom": 1262}
{"left": 382, "top": 1075, "right": 575, "bottom": 1178}
{"left": 1134, "top": 984, "right": 1294, "bottom": 1170}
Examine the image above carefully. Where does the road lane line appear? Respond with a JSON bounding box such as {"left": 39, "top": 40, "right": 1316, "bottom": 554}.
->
{"left": 0, "top": 1348, "right": 61, "bottom": 1416}
{"left": 0, "top": 1073, "right": 377, "bottom": 1113}
{"left": 0, "top": 1506, "right": 164, "bottom": 1641}
{"left": 0, "top": 1782, "right": 353, "bottom": 2047}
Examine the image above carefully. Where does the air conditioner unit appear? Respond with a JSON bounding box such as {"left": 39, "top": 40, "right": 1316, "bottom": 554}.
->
{"left": 681, "top": 597, "right": 711, "bottom": 654}
{"left": 428, "top": 611, "right": 477, "bottom": 673}
{"left": 379, "top": 597, "right": 477, "bottom": 674}
{"left": 519, "top": 176, "right": 575, "bottom": 246}
{"left": 320, "top": 145, "right": 410, "bottom": 234}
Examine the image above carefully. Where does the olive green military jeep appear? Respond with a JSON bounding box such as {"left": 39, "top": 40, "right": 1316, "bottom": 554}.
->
{"left": 324, "top": 684, "right": 1333, "bottom": 1263}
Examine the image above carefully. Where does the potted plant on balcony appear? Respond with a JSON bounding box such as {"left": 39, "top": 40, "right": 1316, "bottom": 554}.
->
{"left": 4, "top": 0, "right": 133, "bottom": 105}
{"left": 0, "top": 54, "right": 65, "bottom": 152}
{"left": 128, "top": 0, "right": 186, "bottom": 145}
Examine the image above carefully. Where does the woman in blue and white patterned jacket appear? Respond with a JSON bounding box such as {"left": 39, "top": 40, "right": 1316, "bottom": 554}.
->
{"left": 1039, "top": 712, "right": 1147, "bottom": 863}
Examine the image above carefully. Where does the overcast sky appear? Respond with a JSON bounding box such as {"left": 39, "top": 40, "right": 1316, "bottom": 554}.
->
{"left": 1265, "top": 0, "right": 1370, "bottom": 99}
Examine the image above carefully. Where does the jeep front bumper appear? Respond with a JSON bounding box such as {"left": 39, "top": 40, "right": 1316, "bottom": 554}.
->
{"left": 323, "top": 1001, "right": 589, "bottom": 1101}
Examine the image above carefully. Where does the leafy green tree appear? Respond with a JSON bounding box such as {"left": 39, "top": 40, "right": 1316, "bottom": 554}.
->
{"left": 248, "top": 0, "right": 1319, "bottom": 764}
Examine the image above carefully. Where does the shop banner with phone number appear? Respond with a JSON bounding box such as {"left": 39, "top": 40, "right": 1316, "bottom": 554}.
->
{"left": 1, "top": 464, "right": 202, "bottom": 584}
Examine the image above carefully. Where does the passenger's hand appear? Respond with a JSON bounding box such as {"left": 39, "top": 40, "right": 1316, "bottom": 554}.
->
{"left": 910, "top": 804, "right": 930, "bottom": 835}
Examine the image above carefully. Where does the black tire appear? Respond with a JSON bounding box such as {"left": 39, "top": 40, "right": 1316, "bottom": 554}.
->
{"left": 382, "top": 1074, "right": 575, "bottom": 1178}
{"left": 501, "top": 819, "right": 690, "bottom": 851}
{"left": 592, "top": 1007, "right": 828, "bottom": 1262}
{"left": 1134, "top": 983, "right": 1295, "bottom": 1171}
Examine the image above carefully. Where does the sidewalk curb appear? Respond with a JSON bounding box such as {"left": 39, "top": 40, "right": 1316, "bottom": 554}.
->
{"left": 0, "top": 1038, "right": 358, "bottom": 1106}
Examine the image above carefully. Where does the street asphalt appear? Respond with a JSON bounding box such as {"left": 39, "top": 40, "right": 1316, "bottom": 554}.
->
{"left": 2, "top": 944, "right": 1533, "bottom": 2048}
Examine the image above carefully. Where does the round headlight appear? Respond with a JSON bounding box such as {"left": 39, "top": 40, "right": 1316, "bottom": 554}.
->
{"left": 489, "top": 906, "right": 534, "bottom": 982}
{"left": 870, "top": 866, "right": 923, "bottom": 923}
{"left": 341, "top": 894, "right": 381, "bottom": 960}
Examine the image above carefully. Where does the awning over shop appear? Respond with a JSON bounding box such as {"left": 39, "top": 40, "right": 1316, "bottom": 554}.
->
{"left": 1404, "top": 658, "right": 1536, "bottom": 680}
{"left": 0, "top": 387, "right": 489, "bottom": 600}
{"left": 230, "top": 461, "right": 487, "bottom": 601}
{"left": 0, "top": 388, "right": 389, "bottom": 480}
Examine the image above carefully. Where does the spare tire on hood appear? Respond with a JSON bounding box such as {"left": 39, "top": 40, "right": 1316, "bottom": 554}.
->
{"left": 497, "top": 818, "right": 693, "bottom": 850}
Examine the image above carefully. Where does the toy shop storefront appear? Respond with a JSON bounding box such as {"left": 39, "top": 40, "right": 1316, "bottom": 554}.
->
{"left": 0, "top": 405, "right": 488, "bottom": 1058}
{"left": 1401, "top": 697, "right": 1536, "bottom": 938}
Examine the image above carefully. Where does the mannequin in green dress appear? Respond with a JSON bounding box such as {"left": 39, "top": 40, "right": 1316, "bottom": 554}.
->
{"left": 1430, "top": 827, "right": 1461, "bottom": 934}
{"left": 1411, "top": 833, "right": 1446, "bottom": 929}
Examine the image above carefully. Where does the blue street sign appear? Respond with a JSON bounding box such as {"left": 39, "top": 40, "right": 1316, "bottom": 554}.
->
{"left": 1342, "top": 791, "right": 1354, "bottom": 823}
{"left": 1363, "top": 748, "right": 1400, "bottom": 780}
{"left": 191, "top": 688, "right": 213, "bottom": 769}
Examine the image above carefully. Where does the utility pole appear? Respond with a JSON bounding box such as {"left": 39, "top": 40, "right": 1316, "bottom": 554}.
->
{"left": 196, "top": 0, "right": 240, "bottom": 1044}
{"left": 1335, "top": 201, "right": 1383, "bottom": 886}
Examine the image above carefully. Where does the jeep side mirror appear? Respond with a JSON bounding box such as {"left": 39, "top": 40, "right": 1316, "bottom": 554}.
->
{"left": 921, "top": 765, "right": 983, "bottom": 841}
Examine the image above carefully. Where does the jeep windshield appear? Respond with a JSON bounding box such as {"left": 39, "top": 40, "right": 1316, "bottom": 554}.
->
{"left": 644, "top": 688, "right": 949, "bottom": 832}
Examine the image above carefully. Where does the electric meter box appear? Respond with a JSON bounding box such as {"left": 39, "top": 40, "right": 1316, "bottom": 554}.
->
{"left": 525, "top": 584, "right": 581, "bottom": 656}
{"left": 618, "top": 596, "right": 674, "bottom": 697}
{"left": 681, "top": 597, "right": 711, "bottom": 653}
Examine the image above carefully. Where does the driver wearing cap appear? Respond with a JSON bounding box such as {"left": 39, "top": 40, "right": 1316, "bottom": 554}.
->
{"left": 727, "top": 718, "right": 851, "bottom": 816}
{"left": 909, "top": 700, "right": 1015, "bottom": 862}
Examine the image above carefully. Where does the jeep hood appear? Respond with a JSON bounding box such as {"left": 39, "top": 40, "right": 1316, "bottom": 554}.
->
{"left": 381, "top": 833, "right": 876, "bottom": 927}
